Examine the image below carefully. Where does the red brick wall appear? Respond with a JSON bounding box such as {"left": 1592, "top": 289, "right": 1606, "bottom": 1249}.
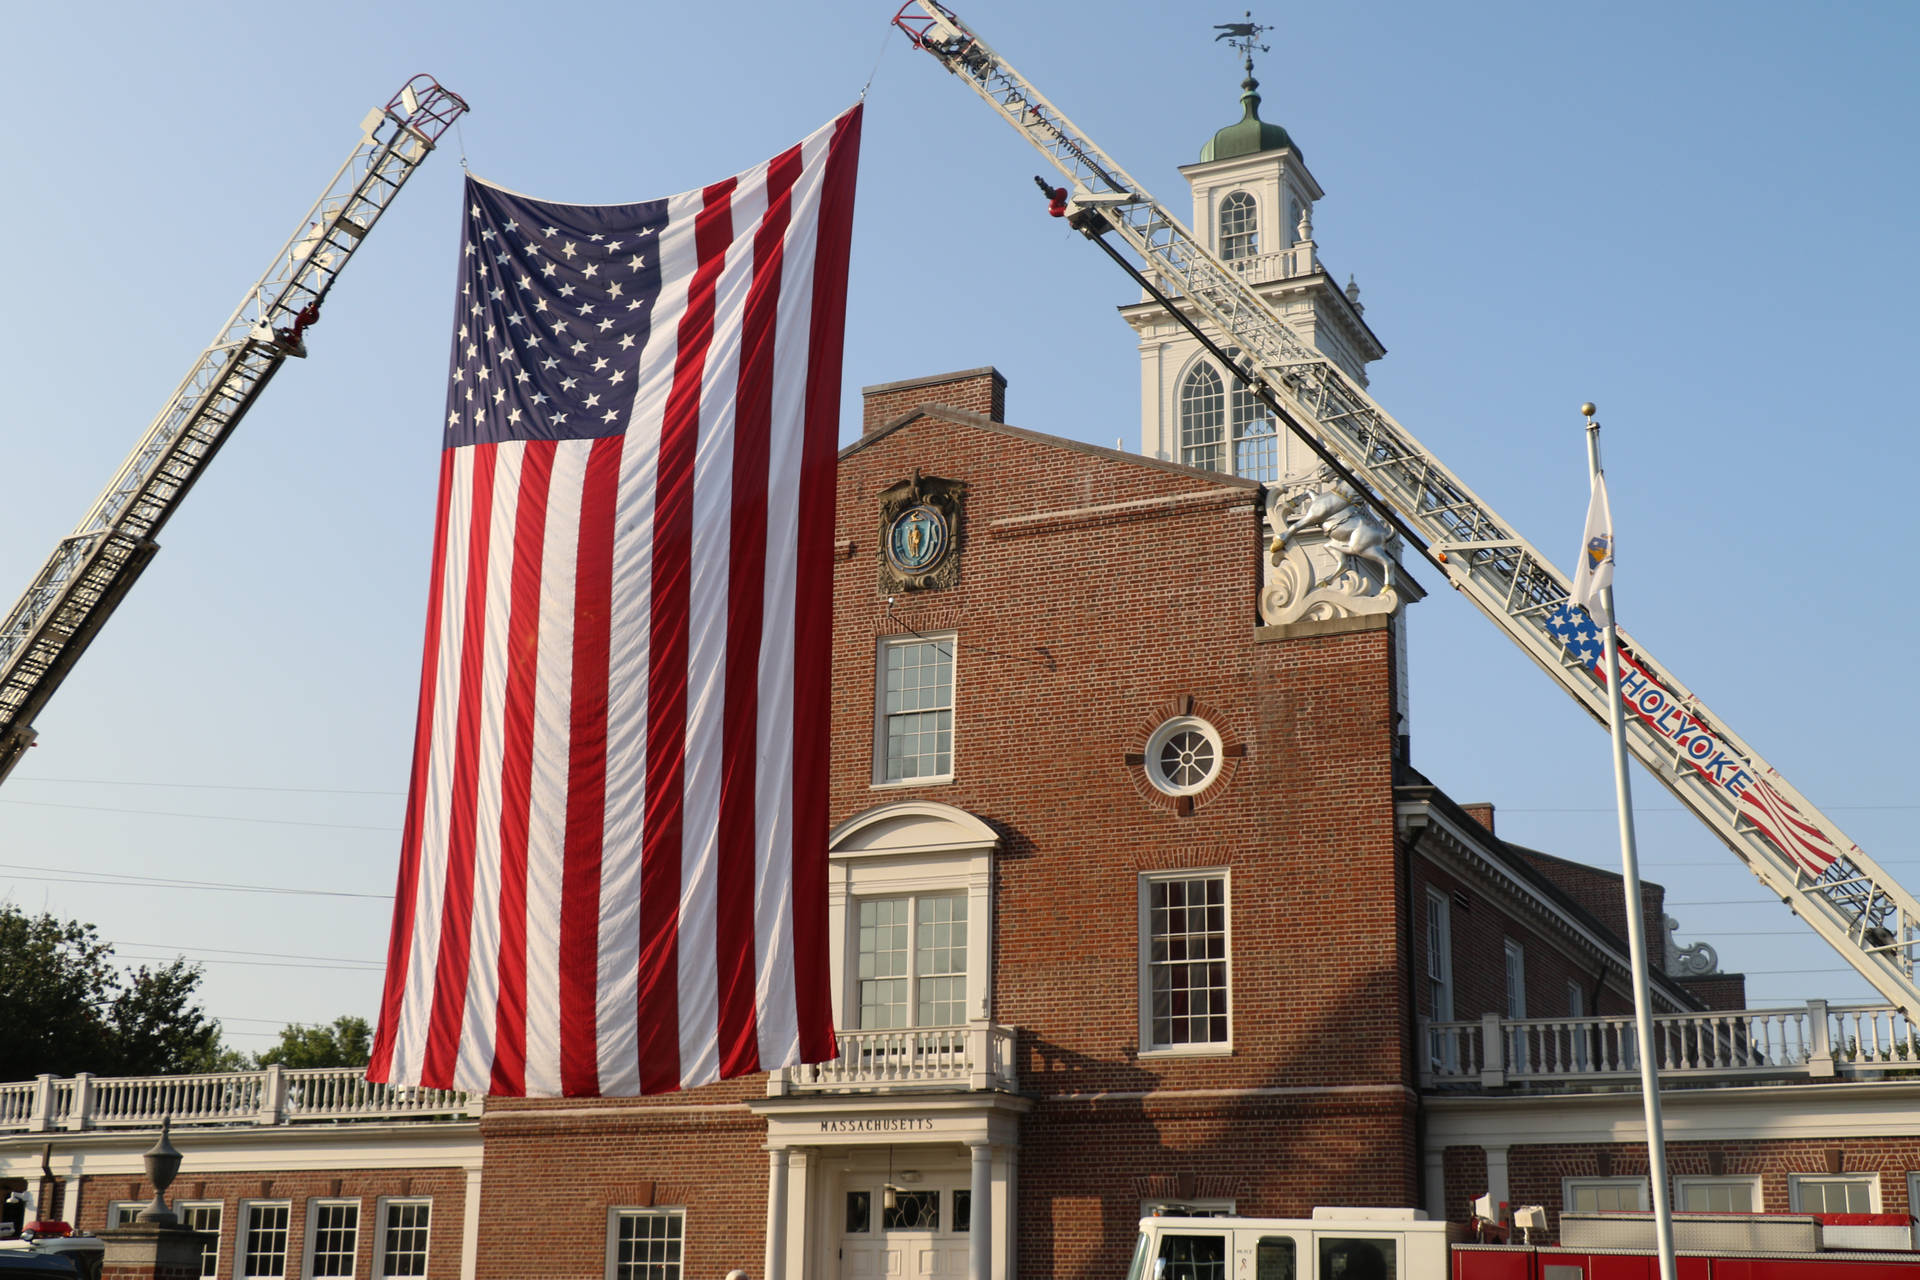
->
{"left": 1678, "top": 974, "right": 1749, "bottom": 1010}
{"left": 861, "top": 368, "right": 1006, "bottom": 433}
{"left": 1517, "top": 850, "right": 1667, "bottom": 976}
{"left": 476, "top": 1101, "right": 767, "bottom": 1280}
{"left": 74, "top": 1168, "right": 467, "bottom": 1280}
{"left": 1508, "top": 1137, "right": 1920, "bottom": 1227}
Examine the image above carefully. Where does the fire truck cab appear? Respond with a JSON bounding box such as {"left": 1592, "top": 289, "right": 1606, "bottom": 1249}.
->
{"left": 1127, "top": 1207, "right": 1464, "bottom": 1280}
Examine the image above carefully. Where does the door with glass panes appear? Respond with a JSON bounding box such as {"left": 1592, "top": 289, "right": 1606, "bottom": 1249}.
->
{"left": 839, "top": 1177, "right": 973, "bottom": 1280}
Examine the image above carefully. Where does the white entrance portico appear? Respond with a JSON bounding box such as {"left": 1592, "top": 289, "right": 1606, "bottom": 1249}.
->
{"left": 752, "top": 1094, "right": 1031, "bottom": 1280}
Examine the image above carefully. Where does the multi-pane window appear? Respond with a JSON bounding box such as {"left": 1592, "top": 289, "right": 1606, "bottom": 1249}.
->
{"left": 1504, "top": 939, "right": 1528, "bottom": 1071}
{"left": 1227, "top": 363, "right": 1277, "bottom": 482}
{"left": 879, "top": 636, "right": 954, "bottom": 782}
{"left": 1179, "top": 359, "right": 1275, "bottom": 481}
{"left": 181, "top": 1203, "right": 223, "bottom": 1280}
{"left": 376, "top": 1200, "right": 430, "bottom": 1279}
{"left": 1142, "top": 873, "right": 1229, "bottom": 1049}
{"left": 1179, "top": 364, "right": 1226, "bottom": 472}
{"left": 857, "top": 893, "right": 968, "bottom": 1028}
{"left": 1675, "top": 1177, "right": 1759, "bottom": 1212}
{"left": 308, "top": 1201, "right": 359, "bottom": 1278}
{"left": 1219, "top": 191, "right": 1259, "bottom": 262}
{"left": 1563, "top": 1178, "right": 1648, "bottom": 1212}
{"left": 1425, "top": 890, "right": 1454, "bottom": 1069}
{"left": 1791, "top": 1175, "right": 1878, "bottom": 1213}
{"left": 241, "top": 1203, "right": 292, "bottom": 1280}
{"left": 608, "top": 1209, "right": 683, "bottom": 1280}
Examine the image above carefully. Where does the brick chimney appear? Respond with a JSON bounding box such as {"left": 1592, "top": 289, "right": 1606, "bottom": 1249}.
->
{"left": 862, "top": 367, "right": 1006, "bottom": 434}
{"left": 1460, "top": 803, "right": 1495, "bottom": 837}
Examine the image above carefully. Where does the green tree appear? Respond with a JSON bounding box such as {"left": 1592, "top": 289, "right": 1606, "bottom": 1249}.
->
{"left": 256, "top": 1015, "right": 373, "bottom": 1069}
{"left": 108, "top": 960, "right": 225, "bottom": 1075}
{"left": 0, "top": 906, "right": 118, "bottom": 1079}
{"left": 0, "top": 905, "right": 236, "bottom": 1079}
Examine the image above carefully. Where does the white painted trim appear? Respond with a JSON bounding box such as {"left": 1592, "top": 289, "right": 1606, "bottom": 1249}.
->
{"left": 235, "top": 1199, "right": 293, "bottom": 1280}
{"left": 605, "top": 1206, "right": 687, "bottom": 1280}
{"left": 1138, "top": 868, "right": 1234, "bottom": 1054}
{"left": 301, "top": 1197, "right": 362, "bottom": 1280}
{"left": 872, "top": 633, "right": 958, "bottom": 787}
{"left": 372, "top": 1197, "right": 434, "bottom": 1280}
{"left": 1789, "top": 1173, "right": 1882, "bottom": 1213}
{"left": 459, "top": 1170, "right": 480, "bottom": 1280}
{"left": 1561, "top": 1176, "right": 1649, "bottom": 1212}
{"left": 1672, "top": 1174, "right": 1762, "bottom": 1213}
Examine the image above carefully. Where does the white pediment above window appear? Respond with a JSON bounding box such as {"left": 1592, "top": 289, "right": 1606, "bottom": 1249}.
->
{"left": 830, "top": 800, "right": 999, "bottom": 860}
{"left": 827, "top": 801, "right": 999, "bottom": 1026}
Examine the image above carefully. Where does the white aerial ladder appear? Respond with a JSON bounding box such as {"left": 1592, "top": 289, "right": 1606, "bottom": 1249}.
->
{"left": 893, "top": 2, "right": 1920, "bottom": 1015}
{"left": 0, "top": 76, "right": 468, "bottom": 787}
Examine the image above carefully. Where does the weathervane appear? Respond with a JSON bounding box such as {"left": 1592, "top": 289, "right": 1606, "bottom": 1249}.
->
{"left": 1213, "top": 12, "right": 1271, "bottom": 62}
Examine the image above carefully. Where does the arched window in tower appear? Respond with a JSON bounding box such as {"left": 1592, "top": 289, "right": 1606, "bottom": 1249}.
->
{"left": 1219, "top": 191, "right": 1258, "bottom": 262}
{"left": 1221, "top": 348, "right": 1278, "bottom": 483}
{"left": 1179, "top": 362, "right": 1226, "bottom": 472}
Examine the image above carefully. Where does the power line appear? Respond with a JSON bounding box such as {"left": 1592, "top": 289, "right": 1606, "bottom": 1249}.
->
{"left": 0, "top": 798, "right": 397, "bottom": 833}
{"left": 117, "top": 952, "right": 380, "bottom": 972}
{"left": 9, "top": 776, "right": 403, "bottom": 798}
{"left": 115, "top": 941, "right": 380, "bottom": 965}
{"left": 0, "top": 861, "right": 390, "bottom": 900}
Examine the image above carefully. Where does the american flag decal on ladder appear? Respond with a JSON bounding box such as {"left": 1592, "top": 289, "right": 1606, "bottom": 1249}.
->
{"left": 370, "top": 105, "right": 861, "bottom": 1095}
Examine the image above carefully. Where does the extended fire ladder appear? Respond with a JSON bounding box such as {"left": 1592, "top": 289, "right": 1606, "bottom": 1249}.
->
{"left": 0, "top": 77, "right": 468, "bottom": 787}
{"left": 894, "top": 3, "right": 1920, "bottom": 1015}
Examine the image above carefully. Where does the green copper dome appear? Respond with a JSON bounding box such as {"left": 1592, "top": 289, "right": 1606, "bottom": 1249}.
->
{"left": 1200, "top": 59, "right": 1296, "bottom": 162}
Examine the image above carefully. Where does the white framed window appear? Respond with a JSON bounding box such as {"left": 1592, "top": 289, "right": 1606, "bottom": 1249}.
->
{"left": 1179, "top": 363, "right": 1227, "bottom": 472}
{"left": 607, "top": 1208, "right": 684, "bottom": 1280}
{"left": 306, "top": 1199, "right": 360, "bottom": 1279}
{"left": 1504, "top": 940, "right": 1526, "bottom": 1018}
{"left": 856, "top": 892, "right": 968, "bottom": 1029}
{"left": 1425, "top": 890, "right": 1455, "bottom": 1070}
{"left": 108, "top": 1203, "right": 141, "bottom": 1228}
{"left": 876, "top": 634, "right": 955, "bottom": 783}
{"left": 1674, "top": 1176, "right": 1761, "bottom": 1213}
{"left": 1219, "top": 191, "right": 1259, "bottom": 262}
{"left": 1140, "top": 871, "right": 1231, "bottom": 1053}
{"left": 179, "top": 1202, "right": 224, "bottom": 1280}
{"left": 1563, "top": 1177, "right": 1648, "bottom": 1213}
{"left": 1224, "top": 350, "right": 1276, "bottom": 482}
{"left": 238, "top": 1202, "right": 292, "bottom": 1280}
{"left": 374, "top": 1199, "right": 431, "bottom": 1280}
{"left": 1145, "top": 717, "right": 1223, "bottom": 797}
{"left": 1790, "top": 1174, "right": 1880, "bottom": 1213}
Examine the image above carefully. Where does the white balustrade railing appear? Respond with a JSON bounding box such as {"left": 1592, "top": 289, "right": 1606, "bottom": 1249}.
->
{"left": 0, "top": 1066, "right": 480, "bottom": 1132}
{"left": 1422, "top": 1001, "right": 1920, "bottom": 1088}
{"left": 771, "top": 1023, "right": 1017, "bottom": 1094}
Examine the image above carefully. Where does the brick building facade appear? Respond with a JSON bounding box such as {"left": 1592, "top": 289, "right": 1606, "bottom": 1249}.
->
{"left": 9, "top": 58, "right": 1920, "bottom": 1280}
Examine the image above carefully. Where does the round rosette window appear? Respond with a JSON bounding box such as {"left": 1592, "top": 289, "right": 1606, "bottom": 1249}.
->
{"left": 1144, "top": 716, "right": 1224, "bottom": 797}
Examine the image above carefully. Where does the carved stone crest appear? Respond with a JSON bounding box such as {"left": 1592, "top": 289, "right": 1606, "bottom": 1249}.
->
{"left": 1259, "top": 465, "right": 1420, "bottom": 625}
{"left": 878, "top": 470, "right": 967, "bottom": 594}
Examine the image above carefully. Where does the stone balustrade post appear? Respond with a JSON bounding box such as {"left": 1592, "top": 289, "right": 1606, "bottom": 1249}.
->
{"left": 1806, "top": 1000, "right": 1836, "bottom": 1078}
{"left": 968, "top": 1024, "right": 990, "bottom": 1092}
{"left": 257, "top": 1065, "right": 287, "bottom": 1125}
{"left": 65, "top": 1074, "right": 92, "bottom": 1131}
{"left": 29, "top": 1075, "right": 53, "bottom": 1134}
{"left": 1479, "top": 1014, "right": 1506, "bottom": 1088}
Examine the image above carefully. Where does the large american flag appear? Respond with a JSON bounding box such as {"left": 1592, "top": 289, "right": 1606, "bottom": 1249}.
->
{"left": 369, "top": 105, "right": 861, "bottom": 1096}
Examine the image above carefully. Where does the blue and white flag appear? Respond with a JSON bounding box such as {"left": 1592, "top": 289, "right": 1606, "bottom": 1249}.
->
{"left": 1571, "top": 471, "right": 1614, "bottom": 623}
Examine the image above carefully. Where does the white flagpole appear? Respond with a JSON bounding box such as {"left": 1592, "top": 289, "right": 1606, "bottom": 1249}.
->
{"left": 1581, "top": 403, "right": 1676, "bottom": 1280}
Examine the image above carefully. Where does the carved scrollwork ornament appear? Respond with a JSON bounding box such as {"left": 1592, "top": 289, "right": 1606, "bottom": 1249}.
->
{"left": 1259, "top": 466, "right": 1418, "bottom": 625}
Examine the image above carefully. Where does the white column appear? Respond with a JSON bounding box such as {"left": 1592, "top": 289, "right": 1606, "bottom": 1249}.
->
{"left": 969, "top": 1144, "right": 992, "bottom": 1280}
{"left": 1484, "top": 1145, "right": 1510, "bottom": 1213}
{"left": 460, "top": 1168, "right": 483, "bottom": 1280}
{"left": 765, "top": 1148, "right": 791, "bottom": 1280}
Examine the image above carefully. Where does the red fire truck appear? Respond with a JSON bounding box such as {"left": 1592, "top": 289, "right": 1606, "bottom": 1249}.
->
{"left": 1129, "top": 1208, "right": 1920, "bottom": 1280}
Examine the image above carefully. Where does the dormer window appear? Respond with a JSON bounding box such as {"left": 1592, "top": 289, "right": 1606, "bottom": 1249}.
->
{"left": 1219, "top": 191, "right": 1258, "bottom": 261}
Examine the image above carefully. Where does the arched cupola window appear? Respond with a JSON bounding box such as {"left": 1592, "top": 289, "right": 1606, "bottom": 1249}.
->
{"left": 1219, "top": 191, "right": 1259, "bottom": 261}
{"left": 1180, "top": 354, "right": 1277, "bottom": 481}
{"left": 1179, "top": 362, "right": 1226, "bottom": 472}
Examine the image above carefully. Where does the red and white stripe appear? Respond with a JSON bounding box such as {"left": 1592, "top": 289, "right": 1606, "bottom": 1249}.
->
{"left": 370, "top": 106, "right": 858, "bottom": 1095}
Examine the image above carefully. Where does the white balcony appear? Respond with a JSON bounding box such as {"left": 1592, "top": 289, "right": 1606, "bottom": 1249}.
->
{"left": 1422, "top": 1001, "right": 1920, "bottom": 1090}
{"left": 0, "top": 1066, "right": 480, "bottom": 1132}
{"left": 768, "top": 1023, "right": 1018, "bottom": 1095}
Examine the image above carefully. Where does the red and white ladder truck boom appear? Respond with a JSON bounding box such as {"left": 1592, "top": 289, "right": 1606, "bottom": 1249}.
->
{"left": 0, "top": 76, "right": 468, "bottom": 788}
{"left": 892, "top": 2, "right": 1920, "bottom": 1016}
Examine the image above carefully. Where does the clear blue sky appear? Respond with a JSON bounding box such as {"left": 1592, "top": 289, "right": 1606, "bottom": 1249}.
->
{"left": 0, "top": 0, "right": 1914, "bottom": 1053}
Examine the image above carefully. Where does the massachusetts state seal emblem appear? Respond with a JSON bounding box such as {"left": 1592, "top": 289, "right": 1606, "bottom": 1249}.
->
{"left": 877, "top": 471, "right": 966, "bottom": 594}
